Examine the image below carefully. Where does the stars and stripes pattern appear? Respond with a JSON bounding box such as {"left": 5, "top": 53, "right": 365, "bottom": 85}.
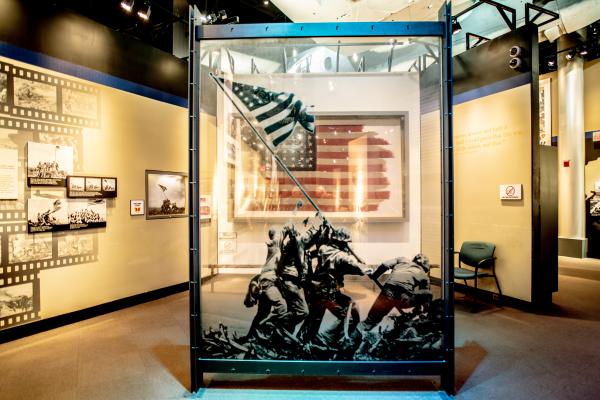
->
{"left": 242, "top": 123, "right": 395, "bottom": 213}
{"left": 223, "top": 78, "right": 315, "bottom": 147}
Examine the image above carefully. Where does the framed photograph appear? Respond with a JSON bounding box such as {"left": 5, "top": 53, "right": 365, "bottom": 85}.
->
{"left": 66, "top": 176, "right": 117, "bottom": 198}
{"left": 130, "top": 199, "right": 145, "bottom": 216}
{"left": 85, "top": 177, "right": 101, "bottom": 191}
{"left": 27, "top": 198, "right": 69, "bottom": 233}
{"left": 68, "top": 199, "right": 107, "bottom": 230}
{"left": 145, "top": 170, "right": 188, "bottom": 219}
{"left": 27, "top": 142, "right": 74, "bottom": 186}
{"left": 102, "top": 178, "right": 116, "bottom": 192}
{"left": 231, "top": 114, "right": 406, "bottom": 221}
{"left": 68, "top": 176, "right": 85, "bottom": 191}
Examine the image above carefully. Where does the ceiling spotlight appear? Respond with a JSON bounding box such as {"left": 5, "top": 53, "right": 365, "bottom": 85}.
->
{"left": 264, "top": 0, "right": 270, "bottom": 5}
{"left": 452, "top": 18, "right": 462, "bottom": 35}
{"left": 579, "top": 46, "right": 589, "bottom": 56}
{"left": 137, "top": 2, "right": 151, "bottom": 21}
{"left": 547, "top": 59, "right": 555, "bottom": 67}
{"left": 120, "top": 0, "right": 135, "bottom": 13}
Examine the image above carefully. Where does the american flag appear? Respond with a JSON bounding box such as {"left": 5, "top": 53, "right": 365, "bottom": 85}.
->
{"left": 218, "top": 77, "right": 315, "bottom": 147}
{"left": 241, "top": 122, "right": 397, "bottom": 213}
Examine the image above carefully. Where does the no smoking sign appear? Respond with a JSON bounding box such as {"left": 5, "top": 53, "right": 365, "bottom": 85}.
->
{"left": 500, "top": 184, "right": 522, "bottom": 200}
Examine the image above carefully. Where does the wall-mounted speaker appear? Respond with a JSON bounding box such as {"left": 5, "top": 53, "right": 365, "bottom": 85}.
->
{"left": 509, "top": 45, "right": 522, "bottom": 57}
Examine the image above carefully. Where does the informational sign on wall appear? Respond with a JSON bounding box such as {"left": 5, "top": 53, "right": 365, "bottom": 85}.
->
{"left": 130, "top": 200, "right": 145, "bottom": 216}
{"left": 200, "top": 195, "right": 211, "bottom": 221}
{"left": 539, "top": 78, "right": 552, "bottom": 146}
{"left": 500, "top": 184, "right": 523, "bottom": 200}
{"left": 0, "top": 148, "right": 18, "bottom": 199}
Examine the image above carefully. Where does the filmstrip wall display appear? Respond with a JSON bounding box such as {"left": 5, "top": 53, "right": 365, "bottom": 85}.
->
{"left": 0, "top": 60, "right": 100, "bottom": 128}
{"left": 0, "top": 55, "right": 104, "bottom": 330}
{"left": 145, "top": 170, "right": 188, "bottom": 219}
{"left": 189, "top": 6, "right": 454, "bottom": 395}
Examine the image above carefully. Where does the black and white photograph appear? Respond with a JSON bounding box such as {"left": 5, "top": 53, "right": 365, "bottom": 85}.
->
{"left": 27, "top": 198, "right": 69, "bottom": 233}
{"left": 57, "top": 234, "right": 95, "bottom": 257}
{"left": 102, "top": 178, "right": 116, "bottom": 191}
{"left": 8, "top": 233, "right": 53, "bottom": 264}
{"left": 85, "top": 177, "right": 101, "bottom": 191}
{"left": 67, "top": 176, "right": 117, "bottom": 198}
{"left": 146, "top": 170, "right": 187, "bottom": 219}
{"left": 0, "top": 72, "right": 7, "bottom": 103}
{"left": 62, "top": 87, "right": 98, "bottom": 119}
{"left": 13, "top": 77, "right": 57, "bottom": 112}
{"left": 27, "top": 142, "right": 74, "bottom": 186}
{"left": 201, "top": 218, "right": 443, "bottom": 362}
{"left": 69, "top": 176, "right": 85, "bottom": 191}
{"left": 0, "top": 283, "right": 34, "bottom": 319}
{"left": 68, "top": 199, "right": 107, "bottom": 229}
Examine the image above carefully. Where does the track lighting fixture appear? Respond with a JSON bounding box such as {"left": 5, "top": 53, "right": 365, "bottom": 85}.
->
{"left": 452, "top": 18, "right": 462, "bottom": 35}
{"left": 137, "top": 2, "right": 151, "bottom": 21}
{"left": 120, "top": 0, "right": 135, "bottom": 13}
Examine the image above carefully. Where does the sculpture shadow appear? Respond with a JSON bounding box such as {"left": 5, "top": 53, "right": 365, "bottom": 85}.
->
{"left": 455, "top": 340, "right": 487, "bottom": 392}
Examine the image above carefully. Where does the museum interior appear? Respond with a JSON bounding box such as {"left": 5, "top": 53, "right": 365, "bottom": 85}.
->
{"left": 0, "top": 0, "right": 599, "bottom": 399}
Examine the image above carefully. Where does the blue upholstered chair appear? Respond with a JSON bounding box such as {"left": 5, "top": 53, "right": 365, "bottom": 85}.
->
{"left": 454, "top": 241, "right": 502, "bottom": 306}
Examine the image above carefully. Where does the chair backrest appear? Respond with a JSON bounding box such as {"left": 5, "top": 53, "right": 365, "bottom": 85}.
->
{"left": 459, "top": 241, "right": 495, "bottom": 268}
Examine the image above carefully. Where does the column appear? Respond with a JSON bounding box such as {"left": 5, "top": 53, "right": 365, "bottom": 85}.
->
{"left": 557, "top": 38, "right": 586, "bottom": 257}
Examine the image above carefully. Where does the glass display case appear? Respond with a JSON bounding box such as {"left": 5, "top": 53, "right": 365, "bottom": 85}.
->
{"left": 188, "top": 2, "right": 454, "bottom": 394}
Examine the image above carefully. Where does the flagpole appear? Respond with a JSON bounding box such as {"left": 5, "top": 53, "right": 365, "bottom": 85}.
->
{"left": 209, "top": 72, "right": 323, "bottom": 215}
{"left": 209, "top": 73, "right": 371, "bottom": 267}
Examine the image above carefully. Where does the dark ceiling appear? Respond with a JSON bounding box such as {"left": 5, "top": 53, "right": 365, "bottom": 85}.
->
{"left": 44, "top": 0, "right": 288, "bottom": 54}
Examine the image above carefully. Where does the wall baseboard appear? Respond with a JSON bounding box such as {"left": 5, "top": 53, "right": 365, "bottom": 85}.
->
{"left": 0, "top": 282, "right": 190, "bottom": 344}
{"left": 431, "top": 277, "right": 534, "bottom": 311}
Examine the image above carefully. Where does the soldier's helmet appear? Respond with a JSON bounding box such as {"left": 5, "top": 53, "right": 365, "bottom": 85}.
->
{"left": 413, "top": 253, "right": 430, "bottom": 272}
{"left": 332, "top": 227, "right": 352, "bottom": 243}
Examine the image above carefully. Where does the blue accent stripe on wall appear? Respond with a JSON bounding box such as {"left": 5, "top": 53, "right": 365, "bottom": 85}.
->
{"left": 454, "top": 74, "right": 532, "bottom": 105}
{"left": 0, "top": 41, "right": 187, "bottom": 108}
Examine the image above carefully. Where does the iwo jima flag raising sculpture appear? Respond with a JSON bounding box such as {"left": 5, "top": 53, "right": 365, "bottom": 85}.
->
{"left": 203, "top": 74, "right": 443, "bottom": 361}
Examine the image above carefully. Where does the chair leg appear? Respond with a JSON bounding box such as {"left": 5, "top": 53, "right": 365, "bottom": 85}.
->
{"left": 470, "top": 276, "right": 479, "bottom": 313}
{"left": 494, "top": 274, "right": 503, "bottom": 305}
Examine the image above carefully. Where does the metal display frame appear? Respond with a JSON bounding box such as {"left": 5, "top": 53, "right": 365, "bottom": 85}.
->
{"left": 188, "top": 1, "right": 454, "bottom": 394}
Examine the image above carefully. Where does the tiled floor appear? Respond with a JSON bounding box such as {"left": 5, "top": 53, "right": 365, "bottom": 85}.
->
{"left": 1, "top": 257, "right": 599, "bottom": 399}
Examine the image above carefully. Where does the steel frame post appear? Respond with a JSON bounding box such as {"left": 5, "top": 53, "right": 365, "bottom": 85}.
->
{"left": 188, "top": 4, "right": 202, "bottom": 393}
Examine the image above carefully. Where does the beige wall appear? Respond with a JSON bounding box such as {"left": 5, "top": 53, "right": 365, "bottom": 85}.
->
{"left": 584, "top": 59, "right": 600, "bottom": 133}
{"left": 0, "top": 56, "right": 188, "bottom": 325}
{"left": 454, "top": 85, "right": 533, "bottom": 302}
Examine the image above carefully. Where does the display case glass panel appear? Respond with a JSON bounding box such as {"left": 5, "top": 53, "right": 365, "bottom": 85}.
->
{"left": 196, "top": 35, "right": 444, "bottom": 363}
